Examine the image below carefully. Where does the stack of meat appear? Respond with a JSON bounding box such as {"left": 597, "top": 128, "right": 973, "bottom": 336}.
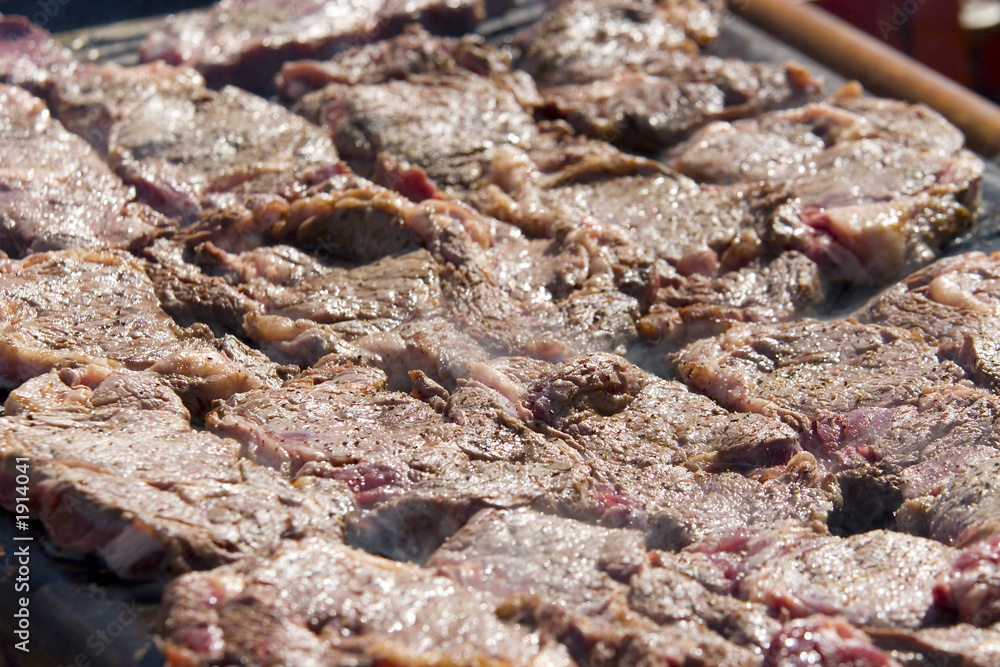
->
{"left": 1, "top": 0, "right": 998, "bottom": 664}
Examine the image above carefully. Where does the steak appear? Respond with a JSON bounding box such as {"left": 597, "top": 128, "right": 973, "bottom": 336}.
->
{"left": 159, "top": 536, "right": 575, "bottom": 666}
{"left": 0, "top": 367, "right": 354, "bottom": 579}
{"left": 933, "top": 535, "right": 1000, "bottom": 627}
{"left": 0, "top": 84, "right": 169, "bottom": 257}
{"left": 671, "top": 317, "right": 1000, "bottom": 531}
{"left": 763, "top": 616, "right": 901, "bottom": 667}
{"left": 206, "top": 353, "right": 831, "bottom": 560}
{"left": 668, "top": 91, "right": 984, "bottom": 283}
{"left": 0, "top": 249, "right": 274, "bottom": 414}
{"left": 869, "top": 625, "right": 1000, "bottom": 667}
{"left": 897, "top": 457, "right": 1000, "bottom": 548}
{"left": 518, "top": 352, "right": 801, "bottom": 472}
{"left": 518, "top": 0, "right": 727, "bottom": 70}
{"left": 671, "top": 318, "right": 967, "bottom": 428}
{"left": 291, "top": 65, "right": 547, "bottom": 197}
{"left": 638, "top": 250, "right": 826, "bottom": 347}
{"left": 36, "top": 60, "right": 344, "bottom": 225}
{"left": 0, "top": 15, "right": 74, "bottom": 91}
{"left": 518, "top": 0, "right": 819, "bottom": 152}
{"left": 856, "top": 250, "right": 1000, "bottom": 392}
{"left": 139, "top": 0, "right": 495, "bottom": 94}
{"left": 429, "top": 507, "right": 763, "bottom": 666}
{"left": 690, "top": 527, "right": 954, "bottom": 630}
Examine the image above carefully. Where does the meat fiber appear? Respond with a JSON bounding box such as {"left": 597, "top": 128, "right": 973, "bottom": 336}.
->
{"left": 140, "top": 0, "right": 495, "bottom": 94}
{"left": 856, "top": 250, "right": 1000, "bottom": 392}
{"left": 429, "top": 507, "right": 764, "bottom": 666}
{"left": 518, "top": 0, "right": 820, "bottom": 152}
{"left": 0, "top": 249, "right": 275, "bottom": 414}
{"left": 668, "top": 91, "right": 984, "bottom": 283}
{"left": 869, "top": 625, "right": 1000, "bottom": 667}
{"left": 38, "top": 60, "right": 344, "bottom": 225}
{"left": 671, "top": 317, "right": 1000, "bottom": 531}
{"left": 897, "top": 457, "right": 1000, "bottom": 548}
{"left": 689, "top": 527, "right": 954, "bottom": 630}
{"left": 159, "top": 536, "right": 574, "bottom": 666}
{"left": 0, "top": 367, "right": 354, "bottom": 579}
{"left": 206, "top": 353, "right": 831, "bottom": 560}
{"left": 0, "top": 84, "right": 169, "bottom": 257}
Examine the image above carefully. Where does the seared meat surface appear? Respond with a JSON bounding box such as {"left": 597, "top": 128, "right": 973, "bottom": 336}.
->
{"left": 0, "top": 84, "right": 169, "bottom": 257}
{"left": 0, "top": 0, "right": 997, "bottom": 662}
{"left": 0, "top": 367, "right": 354, "bottom": 579}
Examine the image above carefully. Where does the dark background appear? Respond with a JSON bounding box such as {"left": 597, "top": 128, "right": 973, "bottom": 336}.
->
{"left": 0, "top": 0, "right": 212, "bottom": 32}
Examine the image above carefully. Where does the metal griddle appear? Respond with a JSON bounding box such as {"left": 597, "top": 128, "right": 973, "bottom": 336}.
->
{"left": 2, "top": 4, "right": 1000, "bottom": 666}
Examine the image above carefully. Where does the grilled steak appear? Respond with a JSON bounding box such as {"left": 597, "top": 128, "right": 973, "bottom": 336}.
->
{"left": 518, "top": 0, "right": 819, "bottom": 152}
{"left": 933, "top": 535, "right": 1000, "bottom": 627}
{"left": 0, "top": 15, "right": 74, "bottom": 90}
{"left": 35, "top": 60, "right": 344, "bottom": 225}
{"left": 0, "top": 1, "right": 996, "bottom": 659}
{"left": 139, "top": 0, "right": 495, "bottom": 94}
{"left": 870, "top": 625, "right": 1000, "bottom": 667}
{"left": 690, "top": 527, "right": 954, "bottom": 630}
{"left": 856, "top": 250, "right": 1000, "bottom": 392}
{"left": 671, "top": 317, "right": 1000, "bottom": 531}
{"left": 429, "top": 507, "right": 763, "bottom": 666}
{"left": 286, "top": 35, "right": 833, "bottom": 344}
{"left": 672, "top": 318, "right": 967, "bottom": 428}
{"left": 0, "top": 367, "right": 354, "bottom": 579}
{"left": 638, "top": 250, "right": 826, "bottom": 347}
{"left": 668, "top": 91, "right": 984, "bottom": 283}
{"left": 0, "top": 249, "right": 273, "bottom": 413}
{"left": 159, "top": 536, "right": 575, "bottom": 666}
{"left": 206, "top": 353, "right": 830, "bottom": 560}
{"left": 764, "top": 616, "right": 900, "bottom": 667}
{"left": 0, "top": 84, "right": 169, "bottom": 257}
{"left": 897, "top": 456, "right": 1000, "bottom": 548}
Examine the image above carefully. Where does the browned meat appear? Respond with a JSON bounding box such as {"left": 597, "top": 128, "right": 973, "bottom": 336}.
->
{"left": 0, "top": 15, "right": 74, "bottom": 90}
{"left": 856, "top": 251, "right": 1000, "bottom": 392}
{"left": 869, "top": 625, "right": 1000, "bottom": 667}
{"left": 897, "top": 457, "right": 1000, "bottom": 548}
{"left": 638, "top": 251, "right": 826, "bottom": 347}
{"left": 668, "top": 92, "right": 984, "bottom": 283}
{"left": 672, "top": 318, "right": 967, "bottom": 428}
{"left": 292, "top": 69, "right": 546, "bottom": 196}
{"left": 933, "top": 535, "right": 1000, "bottom": 627}
{"left": 429, "top": 508, "right": 764, "bottom": 666}
{"left": 275, "top": 25, "right": 515, "bottom": 100}
{"left": 519, "top": 0, "right": 819, "bottom": 152}
{"left": 205, "top": 353, "right": 831, "bottom": 560}
{"left": 160, "top": 536, "right": 574, "bottom": 666}
{"left": 519, "top": 353, "right": 801, "bottom": 472}
{"left": 0, "top": 84, "right": 169, "bottom": 257}
{"left": 0, "top": 367, "right": 354, "bottom": 579}
{"left": 671, "top": 318, "right": 1000, "bottom": 531}
{"left": 764, "top": 616, "right": 901, "bottom": 667}
{"left": 0, "top": 249, "right": 274, "bottom": 414}
{"left": 140, "top": 0, "right": 494, "bottom": 94}
{"left": 38, "top": 61, "right": 344, "bottom": 225}
{"left": 690, "top": 527, "right": 954, "bottom": 630}
{"left": 519, "top": 0, "right": 727, "bottom": 72}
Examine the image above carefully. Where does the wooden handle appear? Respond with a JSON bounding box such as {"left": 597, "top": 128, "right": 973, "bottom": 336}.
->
{"left": 731, "top": 0, "right": 1000, "bottom": 159}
